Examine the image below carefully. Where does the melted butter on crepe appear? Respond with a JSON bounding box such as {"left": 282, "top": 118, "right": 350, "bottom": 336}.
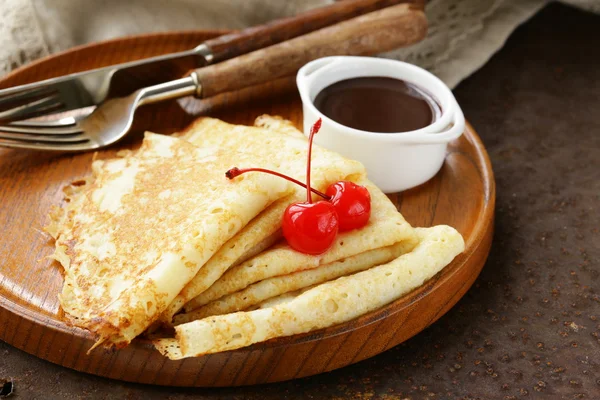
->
{"left": 47, "top": 133, "right": 292, "bottom": 348}
{"left": 160, "top": 117, "right": 366, "bottom": 322}
{"left": 154, "top": 226, "right": 465, "bottom": 359}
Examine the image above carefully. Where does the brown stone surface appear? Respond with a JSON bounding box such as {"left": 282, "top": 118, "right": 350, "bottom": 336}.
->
{"left": 1, "top": 3, "right": 598, "bottom": 399}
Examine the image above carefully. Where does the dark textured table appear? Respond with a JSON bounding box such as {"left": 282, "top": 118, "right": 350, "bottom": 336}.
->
{"left": 1, "top": 3, "right": 598, "bottom": 399}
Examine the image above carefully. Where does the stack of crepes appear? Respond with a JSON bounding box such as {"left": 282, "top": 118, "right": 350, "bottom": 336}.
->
{"left": 46, "top": 115, "right": 464, "bottom": 359}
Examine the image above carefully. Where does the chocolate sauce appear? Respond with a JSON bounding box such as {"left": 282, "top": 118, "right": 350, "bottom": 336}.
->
{"left": 313, "top": 77, "right": 440, "bottom": 133}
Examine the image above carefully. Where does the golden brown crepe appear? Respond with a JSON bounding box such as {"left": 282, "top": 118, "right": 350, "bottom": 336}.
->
{"left": 47, "top": 115, "right": 464, "bottom": 360}
{"left": 154, "top": 226, "right": 464, "bottom": 359}
{"left": 160, "top": 116, "right": 367, "bottom": 323}
{"left": 46, "top": 133, "right": 292, "bottom": 348}
{"left": 176, "top": 241, "right": 414, "bottom": 322}
{"left": 180, "top": 179, "right": 417, "bottom": 315}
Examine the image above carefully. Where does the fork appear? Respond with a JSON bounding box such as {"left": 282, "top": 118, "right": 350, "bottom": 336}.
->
{"left": 0, "top": 4, "right": 427, "bottom": 151}
{"left": 0, "top": 0, "right": 417, "bottom": 124}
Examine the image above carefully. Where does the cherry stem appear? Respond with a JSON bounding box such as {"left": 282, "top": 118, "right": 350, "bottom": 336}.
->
{"left": 306, "top": 118, "right": 322, "bottom": 203}
{"left": 226, "top": 167, "right": 331, "bottom": 200}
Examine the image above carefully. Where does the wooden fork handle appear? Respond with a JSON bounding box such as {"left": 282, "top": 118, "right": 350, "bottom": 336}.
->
{"left": 194, "top": 3, "right": 427, "bottom": 99}
{"left": 202, "top": 0, "right": 423, "bottom": 64}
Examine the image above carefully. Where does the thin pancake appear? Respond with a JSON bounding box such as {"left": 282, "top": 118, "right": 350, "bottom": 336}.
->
{"left": 175, "top": 240, "right": 414, "bottom": 323}
{"left": 47, "top": 133, "right": 292, "bottom": 347}
{"left": 160, "top": 117, "right": 366, "bottom": 322}
{"left": 154, "top": 226, "right": 465, "bottom": 359}
{"left": 160, "top": 195, "right": 289, "bottom": 323}
{"left": 254, "top": 114, "right": 306, "bottom": 139}
{"left": 182, "top": 179, "right": 417, "bottom": 313}
{"left": 252, "top": 288, "right": 309, "bottom": 309}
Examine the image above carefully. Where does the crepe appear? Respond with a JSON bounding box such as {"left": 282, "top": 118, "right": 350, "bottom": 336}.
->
{"left": 253, "top": 115, "right": 306, "bottom": 139}
{"left": 154, "top": 226, "right": 465, "bottom": 359}
{"left": 160, "top": 196, "right": 288, "bottom": 323}
{"left": 160, "top": 116, "right": 366, "bottom": 322}
{"left": 175, "top": 241, "right": 415, "bottom": 323}
{"left": 181, "top": 179, "right": 417, "bottom": 314}
{"left": 46, "top": 133, "right": 292, "bottom": 348}
{"left": 252, "top": 288, "right": 311, "bottom": 309}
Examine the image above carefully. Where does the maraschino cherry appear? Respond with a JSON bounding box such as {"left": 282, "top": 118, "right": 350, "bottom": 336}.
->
{"left": 225, "top": 119, "right": 371, "bottom": 254}
{"left": 326, "top": 181, "right": 371, "bottom": 231}
{"left": 281, "top": 118, "right": 338, "bottom": 254}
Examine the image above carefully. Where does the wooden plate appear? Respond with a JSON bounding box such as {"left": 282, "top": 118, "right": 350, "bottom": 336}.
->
{"left": 0, "top": 32, "right": 495, "bottom": 387}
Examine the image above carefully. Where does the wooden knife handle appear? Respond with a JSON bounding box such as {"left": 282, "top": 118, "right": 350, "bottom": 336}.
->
{"left": 202, "top": 0, "right": 423, "bottom": 64}
{"left": 194, "top": 4, "right": 427, "bottom": 99}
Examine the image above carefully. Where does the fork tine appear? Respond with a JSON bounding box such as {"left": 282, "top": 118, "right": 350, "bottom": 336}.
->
{"left": 0, "top": 130, "right": 87, "bottom": 143}
{"left": 0, "top": 137, "right": 93, "bottom": 151}
{"left": 9, "top": 116, "right": 78, "bottom": 127}
{"left": 0, "top": 116, "right": 82, "bottom": 135}
{"left": 0, "top": 122, "right": 83, "bottom": 135}
{"left": 0, "top": 95, "right": 64, "bottom": 122}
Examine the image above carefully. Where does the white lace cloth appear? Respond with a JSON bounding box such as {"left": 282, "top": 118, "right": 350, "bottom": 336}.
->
{"left": 1, "top": 0, "right": 599, "bottom": 88}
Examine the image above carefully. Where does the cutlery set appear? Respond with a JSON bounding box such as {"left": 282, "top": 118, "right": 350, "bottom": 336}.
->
{"left": 0, "top": 0, "right": 425, "bottom": 151}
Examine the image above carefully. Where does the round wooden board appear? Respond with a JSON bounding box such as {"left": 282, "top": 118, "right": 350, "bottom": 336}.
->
{"left": 0, "top": 31, "right": 495, "bottom": 387}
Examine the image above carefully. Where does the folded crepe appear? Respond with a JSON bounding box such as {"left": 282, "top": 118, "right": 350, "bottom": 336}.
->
{"left": 160, "top": 116, "right": 367, "bottom": 322}
{"left": 177, "top": 241, "right": 414, "bottom": 322}
{"left": 154, "top": 226, "right": 465, "bottom": 359}
{"left": 179, "top": 179, "right": 418, "bottom": 317}
{"left": 46, "top": 133, "right": 293, "bottom": 348}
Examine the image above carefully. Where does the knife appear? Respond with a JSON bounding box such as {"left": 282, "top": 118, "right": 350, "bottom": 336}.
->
{"left": 0, "top": 0, "right": 423, "bottom": 122}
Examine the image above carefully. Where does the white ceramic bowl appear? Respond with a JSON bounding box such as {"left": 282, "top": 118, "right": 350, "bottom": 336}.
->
{"left": 297, "top": 56, "right": 465, "bottom": 193}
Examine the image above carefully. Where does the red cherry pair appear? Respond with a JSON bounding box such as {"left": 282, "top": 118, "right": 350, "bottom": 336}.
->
{"left": 226, "top": 119, "right": 371, "bottom": 255}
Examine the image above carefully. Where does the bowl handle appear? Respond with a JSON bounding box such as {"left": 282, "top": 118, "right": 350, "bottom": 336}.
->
{"left": 297, "top": 57, "right": 346, "bottom": 99}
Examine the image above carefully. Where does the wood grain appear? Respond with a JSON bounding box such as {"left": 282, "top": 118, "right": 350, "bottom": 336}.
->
{"left": 195, "top": 4, "right": 427, "bottom": 98}
{"left": 204, "top": 0, "right": 423, "bottom": 63}
{"left": 0, "top": 32, "right": 494, "bottom": 387}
